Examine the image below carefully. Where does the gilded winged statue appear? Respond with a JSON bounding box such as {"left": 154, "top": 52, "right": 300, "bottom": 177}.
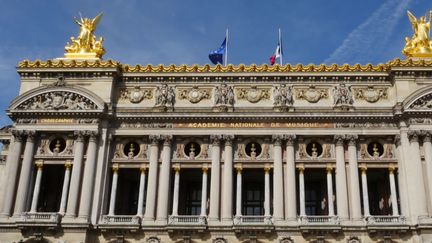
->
{"left": 403, "top": 10, "right": 432, "bottom": 58}
{"left": 65, "top": 13, "right": 105, "bottom": 58}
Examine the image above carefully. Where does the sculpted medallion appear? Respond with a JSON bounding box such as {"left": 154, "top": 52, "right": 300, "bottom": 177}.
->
{"left": 119, "top": 86, "right": 153, "bottom": 103}
{"left": 354, "top": 86, "right": 387, "bottom": 103}
{"left": 236, "top": 86, "right": 270, "bottom": 103}
{"left": 178, "top": 86, "right": 211, "bottom": 103}
{"left": 295, "top": 86, "right": 328, "bottom": 103}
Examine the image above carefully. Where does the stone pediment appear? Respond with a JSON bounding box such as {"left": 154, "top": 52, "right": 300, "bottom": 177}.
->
{"left": 9, "top": 86, "right": 105, "bottom": 113}
{"left": 404, "top": 87, "right": 432, "bottom": 112}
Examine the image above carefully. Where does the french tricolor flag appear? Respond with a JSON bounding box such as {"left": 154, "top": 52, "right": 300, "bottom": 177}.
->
{"left": 269, "top": 43, "right": 281, "bottom": 65}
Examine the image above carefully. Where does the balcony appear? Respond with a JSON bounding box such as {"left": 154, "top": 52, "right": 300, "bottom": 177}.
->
{"left": 16, "top": 212, "right": 61, "bottom": 227}
{"left": 99, "top": 215, "right": 141, "bottom": 230}
{"left": 233, "top": 215, "right": 273, "bottom": 226}
{"left": 299, "top": 215, "right": 340, "bottom": 225}
{"left": 168, "top": 215, "right": 207, "bottom": 226}
{"left": 366, "top": 215, "right": 406, "bottom": 225}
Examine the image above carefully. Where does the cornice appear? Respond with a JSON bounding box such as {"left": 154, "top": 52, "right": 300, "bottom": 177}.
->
{"left": 16, "top": 58, "right": 432, "bottom": 74}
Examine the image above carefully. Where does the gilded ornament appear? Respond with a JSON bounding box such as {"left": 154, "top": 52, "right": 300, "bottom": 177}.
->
{"left": 64, "top": 13, "right": 105, "bottom": 59}
{"left": 178, "top": 86, "right": 211, "bottom": 103}
{"left": 354, "top": 86, "right": 387, "bottom": 103}
{"left": 403, "top": 10, "right": 432, "bottom": 58}
{"left": 236, "top": 86, "right": 270, "bottom": 103}
{"left": 295, "top": 86, "right": 328, "bottom": 103}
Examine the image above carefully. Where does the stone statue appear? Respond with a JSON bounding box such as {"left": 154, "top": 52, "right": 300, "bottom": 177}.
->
{"left": 214, "top": 83, "right": 234, "bottom": 106}
{"left": 65, "top": 13, "right": 105, "bottom": 58}
{"left": 155, "top": 84, "right": 175, "bottom": 107}
{"left": 333, "top": 83, "right": 354, "bottom": 106}
{"left": 273, "top": 84, "right": 293, "bottom": 106}
{"left": 403, "top": 10, "right": 432, "bottom": 58}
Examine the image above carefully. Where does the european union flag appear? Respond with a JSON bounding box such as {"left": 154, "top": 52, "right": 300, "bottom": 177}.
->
{"left": 209, "top": 38, "right": 226, "bottom": 65}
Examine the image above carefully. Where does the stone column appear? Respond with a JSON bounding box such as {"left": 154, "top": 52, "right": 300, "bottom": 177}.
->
{"left": 156, "top": 135, "right": 173, "bottom": 222}
{"left": 143, "top": 135, "right": 160, "bottom": 222}
{"left": 13, "top": 131, "right": 36, "bottom": 216}
{"left": 264, "top": 166, "right": 271, "bottom": 217}
{"left": 59, "top": 161, "right": 72, "bottom": 215}
{"left": 221, "top": 135, "right": 234, "bottom": 222}
{"left": 78, "top": 131, "right": 99, "bottom": 220}
{"left": 108, "top": 164, "right": 119, "bottom": 216}
{"left": 200, "top": 167, "right": 208, "bottom": 217}
{"left": 209, "top": 135, "right": 221, "bottom": 222}
{"left": 30, "top": 161, "right": 43, "bottom": 213}
{"left": 65, "top": 131, "right": 86, "bottom": 218}
{"left": 171, "top": 166, "right": 180, "bottom": 216}
{"left": 299, "top": 166, "right": 306, "bottom": 217}
{"left": 405, "top": 130, "right": 428, "bottom": 220}
{"left": 272, "top": 135, "right": 284, "bottom": 221}
{"left": 235, "top": 166, "right": 242, "bottom": 217}
{"left": 1, "top": 130, "right": 24, "bottom": 217}
{"left": 394, "top": 135, "right": 409, "bottom": 217}
{"left": 326, "top": 166, "right": 335, "bottom": 216}
{"left": 360, "top": 166, "right": 370, "bottom": 217}
{"left": 422, "top": 131, "right": 432, "bottom": 210}
{"left": 334, "top": 135, "right": 349, "bottom": 220}
{"left": 136, "top": 166, "right": 147, "bottom": 216}
{"left": 388, "top": 165, "right": 399, "bottom": 216}
{"left": 285, "top": 135, "right": 296, "bottom": 220}
{"left": 346, "top": 135, "right": 362, "bottom": 220}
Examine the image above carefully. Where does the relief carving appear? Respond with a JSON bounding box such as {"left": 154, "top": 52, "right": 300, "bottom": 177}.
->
{"left": 236, "top": 86, "right": 270, "bottom": 103}
{"left": 354, "top": 86, "right": 387, "bottom": 103}
{"left": 17, "top": 91, "right": 98, "bottom": 110}
{"left": 155, "top": 84, "right": 175, "bottom": 107}
{"left": 119, "top": 86, "right": 153, "bottom": 103}
{"left": 384, "top": 144, "right": 394, "bottom": 158}
{"left": 298, "top": 143, "right": 307, "bottom": 159}
{"left": 201, "top": 144, "right": 209, "bottom": 158}
{"left": 175, "top": 143, "right": 184, "bottom": 158}
{"left": 296, "top": 86, "right": 328, "bottom": 103}
{"left": 214, "top": 83, "right": 234, "bottom": 106}
{"left": 273, "top": 84, "right": 293, "bottom": 107}
{"left": 333, "top": 83, "right": 354, "bottom": 105}
{"left": 322, "top": 144, "right": 332, "bottom": 158}
{"left": 408, "top": 93, "right": 432, "bottom": 110}
{"left": 178, "top": 86, "right": 211, "bottom": 103}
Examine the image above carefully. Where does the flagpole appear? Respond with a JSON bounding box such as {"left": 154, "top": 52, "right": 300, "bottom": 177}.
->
{"left": 279, "top": 28, "right": 282, "bottom": 65}
{"left": 225, "top": 28, "right": 229, "bottom": 66}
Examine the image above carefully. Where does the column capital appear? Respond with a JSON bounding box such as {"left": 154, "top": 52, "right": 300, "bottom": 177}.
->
{"left": 345, "top": 134, "right": 358, "bottom": 146}
{"left": 326, "top": 165, "right": 333, "bottom": 173}
{"left": 86, "top": 130, "right": 99, "bottom": 142}
{"left": 421, "top": 130, "right": 432, "bottom": 143}
{"left": 162, "top": 135, "right": 173, "bottom": 146}
{"left": 360, "top": 164, "right": 367, "bottom": 174}
{"left": 210, "top": 135, "right": 222, "bottom": 145}
{"left": 284, "top": 134, "right": 296, "bottom": 146}
{"left": 64, "top": 161, "right": 72, "bottom": 169}
{"left": 140, "top": 165, "right": 147, "bottom": 173}
{"left": 11, "top": 130, "right": 25, "bottom": 142}
{"left": 174, "top": 165, "right": 181, "bottom": 173}
{"left": 112, "top": 163, "right": 119, "bottom": 172}
{"left": 149, "top": 135, "right": 162, "bottom": 145}
{"left": 222, "top": 134, "right": 235, "bottom": 145}
{"left": 298, "top": 164, "right": 305, "bottom": 173}
{"left": 264, "top": 166, "right": 271, "bottom": 174}
{"left": 407, "top": 130, "right": 421, "bottom": 142}
{"left": 235, "top": 165, "right": 242, "bottom": 174}
{"left": 35, "top": 160, "right": 44, "bottom": 169}
{"left": 334, "top": 135, "right": 345, "bottom": 146}
{"left": 202, "top": 166, "right": 209, "bottom": 174}
{"left": 388, "top": 164, "right": 396, "bottom": 174}
{"left": 74, "top": 130, "right": 87, "bottom": 142}
{"left": 272, "top": 135, "right": 284, "bottom": 146}
{"left": 25, "top": 130, "right": 36, "bottom": 142}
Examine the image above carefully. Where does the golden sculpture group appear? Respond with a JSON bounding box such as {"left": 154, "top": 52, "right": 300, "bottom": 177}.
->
{"left": 63, "top": 10, "right": 432, "bottom": 60}
{"left": 403, "top": 10, "right": 432, "bottom": 58}
{"left": 64, "top": 13, "right": 105, "bottom": 59}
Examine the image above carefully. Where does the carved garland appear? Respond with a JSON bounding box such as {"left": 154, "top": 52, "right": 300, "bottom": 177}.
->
{"left": 295, "top": 86, "right": 328, "bottom": 103}
{"left": 16, "top": 91, "right": 98, "bottom": 110}
{"left": 178, "top": 86, "right": 211, "bottom": 103}
{"left": 354, "top": 86, "right": 388, "bottom": 103}
{"left": 236, "top": 86, "right": 270, "bottom": 103}
{"left": 119, "top": 87, "right": 153, "bottom": 103}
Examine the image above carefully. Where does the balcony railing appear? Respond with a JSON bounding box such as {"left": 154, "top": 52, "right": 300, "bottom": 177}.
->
{"left": 101, "top": 215, "right": 141, "bottom": 225}
{"left": 299, "top": 215, "right": 340, "bottom": 225}
{"left": 233, "top": 215, "right": 273, "bottom": 225}
{"left": 16, "top": 212, "right": 61, "bottom": 225}
{"left": 168, "top": 215, "right": 207, "bottom": 225}
{"left": 366, "top": 215, "right": 406, "bottom": 225}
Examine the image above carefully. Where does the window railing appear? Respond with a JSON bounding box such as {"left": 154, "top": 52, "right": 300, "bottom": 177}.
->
{"left": 299, "top": 215, "right": 340, "bottom": 225}
{"left": 366, "top": 215, "right": 406, "bottom": 225}
{"left": 168, "top": 215, "right": 207, "bottom": 225}
{"left": 233, "top": 215, "right": 273, "bottom": 225}
{"left": 18, "top": 212, "right": 61, "bottom": 224}
{"left": 101, "top": 215, "right": 141, "bottom": 224}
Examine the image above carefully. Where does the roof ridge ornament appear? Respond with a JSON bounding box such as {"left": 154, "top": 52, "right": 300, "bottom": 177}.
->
{"left": 63, "top": 12, "right": 105, "bottom": 60}
{"left": 403, "top": 10, "right": 432, "bottom": 59}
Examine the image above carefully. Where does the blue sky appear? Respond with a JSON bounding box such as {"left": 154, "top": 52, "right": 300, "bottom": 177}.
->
{"left": 0, "top": 0, "right": 431, "bottom": 125}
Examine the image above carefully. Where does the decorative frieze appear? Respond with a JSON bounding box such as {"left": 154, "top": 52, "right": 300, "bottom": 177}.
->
{"left": 354, "top": 86, "right": 388, "bottom": 103}
{"left": 119, "top": 86, "right": 153, "bottom": 104}
{"left": 295, "top": 86, "right": 328, "bottom": 103}
{"left": 178, "top": 86, "right": 211, "bottom": 103}
{"left": 236, "top": 86, "right": 270, "bottom": 103}
{"left": 17, "top": 91, "right": 98, "bottom": 110}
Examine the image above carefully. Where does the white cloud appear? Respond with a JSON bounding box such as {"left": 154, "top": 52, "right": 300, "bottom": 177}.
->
{"left": 324, "top": 0, "right": 411, "bottom": 64}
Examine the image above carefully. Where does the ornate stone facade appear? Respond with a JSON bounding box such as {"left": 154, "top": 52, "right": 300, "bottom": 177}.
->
{"left": 0, "top": 54, "right": 432, "bottom": 243}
